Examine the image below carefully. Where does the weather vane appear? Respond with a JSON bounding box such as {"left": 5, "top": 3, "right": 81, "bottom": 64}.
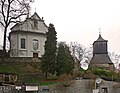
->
{"left": 99, "top": 28, "right": 101, "bottom": 35}
{"left": 35, "top": 7, "right": 36, "bottom": 12}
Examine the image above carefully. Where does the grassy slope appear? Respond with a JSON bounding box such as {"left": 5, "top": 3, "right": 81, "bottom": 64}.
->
{"left": 0, "top": 62, "right": 61, "bottom": 86}
{"left": 0, "top": 62, "right": 41, "bottom": 82}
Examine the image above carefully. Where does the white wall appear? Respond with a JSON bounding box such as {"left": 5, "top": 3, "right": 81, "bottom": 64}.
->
{"left": 10, "top": 13, "right": 48, "bottom": 57}
{"left": 10, "top": 32, "right": 46, "bottom": 57}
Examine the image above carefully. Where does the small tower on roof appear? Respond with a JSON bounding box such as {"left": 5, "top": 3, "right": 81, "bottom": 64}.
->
{"left": 93, "top": 32, "right": 108, "bottom": 55}
{"left": 89, "top": 31, "right": 114, "bottom": 70}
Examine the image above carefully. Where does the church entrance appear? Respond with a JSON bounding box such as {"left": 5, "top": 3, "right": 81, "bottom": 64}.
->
{"left": 33, "top": 53, "right": 38, "bottom": 58}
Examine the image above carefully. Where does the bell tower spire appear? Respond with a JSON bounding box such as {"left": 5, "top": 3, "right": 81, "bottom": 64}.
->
{"left": 89, "top": 31, "right": 114, "bottom": 69}
{"left": 99, "top": 28, "right": 102, "bottom": 38}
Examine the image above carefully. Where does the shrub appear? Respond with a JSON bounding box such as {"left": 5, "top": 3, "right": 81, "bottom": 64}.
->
{"left": 92, "top": 68, "right": 119, "bottom": 81}
{"left": 58, "top": 73, "right": 74, "bottom": 87}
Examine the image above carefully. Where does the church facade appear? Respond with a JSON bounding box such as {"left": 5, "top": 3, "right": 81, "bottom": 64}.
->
{"left": 9, "top": 12, "right": 48, "bottom": 57}
{"left": 89, "top": 33, "right": 114, "bottom": 70}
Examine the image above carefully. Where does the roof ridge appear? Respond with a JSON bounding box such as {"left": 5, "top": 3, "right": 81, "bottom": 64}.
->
{"left": 96, "top": 33, "right": 107, "bottom": 41}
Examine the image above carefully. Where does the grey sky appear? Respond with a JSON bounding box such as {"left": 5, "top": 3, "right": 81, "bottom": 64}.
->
{"left": 0, "top": 0, "right": 120, "bottom": 54}
{"left": 31, "top": 0, "right": 120, "bottom": 54}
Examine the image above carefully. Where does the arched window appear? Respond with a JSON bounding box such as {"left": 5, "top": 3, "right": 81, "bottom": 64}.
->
{"left": 33, "top": 39, "right": 38, "bottom": 50}
{"left": 21, "top": 38, "right": 26, "bottom": 49}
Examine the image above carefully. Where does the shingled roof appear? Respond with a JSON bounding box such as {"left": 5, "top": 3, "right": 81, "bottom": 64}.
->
{"left": 90, "top": 54, "right": 113, "bottom": 64}
{"left": 96, "top": 34, "right": 107, "bottom": 42}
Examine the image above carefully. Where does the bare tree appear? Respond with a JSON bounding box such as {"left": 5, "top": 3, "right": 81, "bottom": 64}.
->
{"left": 70, "top": 42, "right": 82, "bottom": 60}
{"left": 0, "top": 0, "right": 33, "bottom": 52}
{"left": 109, "top": 52, "right": 120, "bottom": 69}
{"left": 69, "top": 42, "right": 93, "bottom": 69}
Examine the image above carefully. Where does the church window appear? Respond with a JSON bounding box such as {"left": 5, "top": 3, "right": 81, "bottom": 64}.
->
{"left": 33, "top": 39, "right": 38, "bottom": 50}
{"left": 21, "top": 38, "right": 26, "bottom": 49}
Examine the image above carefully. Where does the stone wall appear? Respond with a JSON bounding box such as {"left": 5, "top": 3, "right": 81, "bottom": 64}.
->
{"left": 39, "top": 80, "right": 94, "bottom": 93}
{"left": 0, "top": 86, "right": 15, "bottom": 93}
{"left": 38, "top": 80, "right": 120, "bottom": 93}
{"left": 0, "top": 80, "right": 120, "bottom": 93}
{"left": 98, "top": 80, "right": 120, "bottom": 93}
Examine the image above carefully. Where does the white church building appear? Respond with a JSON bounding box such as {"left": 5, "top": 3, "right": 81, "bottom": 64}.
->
{"left": 9, "top": 12, "right": 48, "bottom": 57}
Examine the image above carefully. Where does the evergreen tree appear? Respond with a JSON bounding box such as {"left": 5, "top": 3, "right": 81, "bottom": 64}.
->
{"left": 57, "top": 42, "right": 74, "bottom": 76}
{"left": 41, "top": 23, "right": 57, "bottom": 78}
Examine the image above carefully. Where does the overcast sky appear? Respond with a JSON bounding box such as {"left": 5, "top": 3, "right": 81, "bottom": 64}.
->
{"left": 0, "top": 0, "right": 120, "bottom": 54}
{"left": 30, "top": 0, "right": 120, "bottom": 54}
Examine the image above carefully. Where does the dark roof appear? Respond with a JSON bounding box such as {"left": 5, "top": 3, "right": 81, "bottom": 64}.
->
{"left": 90, "top": 54, "right": 113, "bottom": 64}
{"left": 96, "top": 34, "right": 107, "bottom": 42}
{"left": 11, "top": 12, "right": 48, "bottom": 30}
{"left": 30, "top": 12, "right": 42, "bottom": 21}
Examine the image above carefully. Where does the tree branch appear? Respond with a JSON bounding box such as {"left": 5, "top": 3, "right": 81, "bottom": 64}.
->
{"left": 11, "top": 13, "right": 28, "bottom": 20}
{"left": 0, "top": 21, "right": 5, "bottom": 27}
{"left": 9, "top": 6, "right": 26, "bottom": 13}
{"left": 16, "top": 0, "right": 22, "bottom": 5}
{"left": 5, "top": 0, "right": 11, "bottom": 25}
{"left": 1, "top": 0, "right": 6, "bottom": 23}
{"left": 8, "top": 13, "right": 27, "bottom": 25}
{"left": 10, "top": 0, "right": 14, "bottom": 3}
{"left": 9, "top": 20, "right": 21, "bottom": 24}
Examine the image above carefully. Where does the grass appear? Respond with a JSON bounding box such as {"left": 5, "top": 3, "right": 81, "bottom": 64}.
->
{"left": 0, "top": 63, "right": 42, "bottom": 82}
{"left": 0, "top": 63, "right": 66, "bottom": 86}
{"left": 39, "top": 81, "right": 60, "bottom": 86}
{"left": 22, "top": 78, "right": 61, "bottom": 86}
{"left": 0, "top": 64, "right": 19, "bottom": 74}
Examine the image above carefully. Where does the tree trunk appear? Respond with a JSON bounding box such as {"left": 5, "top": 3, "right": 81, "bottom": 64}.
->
{"left": 3, "top": 27, "right": 7, "bottom": 52}
{"left": 45, "top": 71, "right": 48, "bottom": 79}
